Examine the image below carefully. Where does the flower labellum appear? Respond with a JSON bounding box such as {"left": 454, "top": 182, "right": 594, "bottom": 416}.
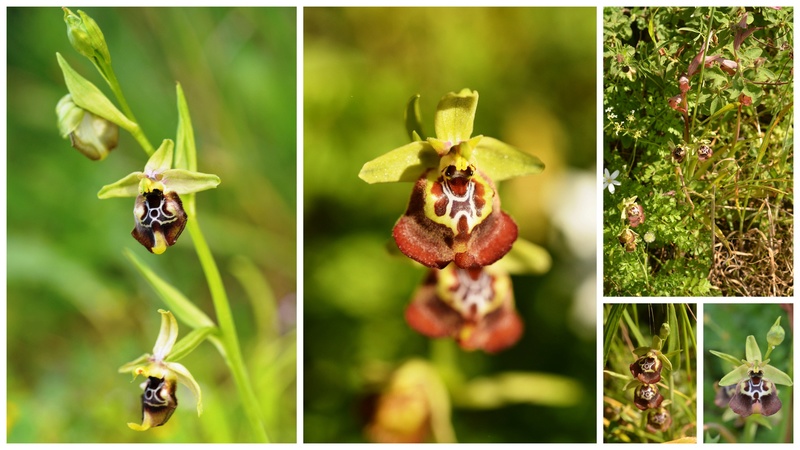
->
{"left": 697, "top": 145, "right": 713, "bottom": 162}
{"left": 140, "top": 375, "right": 178, "bottom": 428}
{"left": 633, "top": 383, "right": 664, "bottom": 411}
{"left": 630, "top": 351, "right": 663, "bottom": 384}
{"left": 646, "top": 407, "right": 672, "bottom": 433}
{"left": 132, "top": 190, "right": 187, "bottom": 255}
{"left": 393, "top": 152, "right": 518, "bottom": 270}
{"left": 404, "top": 264, "right": 522, "bottom": 353}
{"left": 728, "top": 371, "right": 782, "bottom": 417}
{"left": 626, "top": 203, "right": 645, "bottom": 228}
{"left": 672, "top": 145, "right": 686, "bottom": 163}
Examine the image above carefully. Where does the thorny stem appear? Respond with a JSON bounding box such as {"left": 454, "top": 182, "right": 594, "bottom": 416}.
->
{"left": 187, "top": 218, "right": 270, "bottom": 443}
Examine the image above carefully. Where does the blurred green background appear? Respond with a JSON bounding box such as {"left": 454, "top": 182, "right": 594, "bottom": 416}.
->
{"left": 7, "top": 7, "right": 296, "bottom": 442}
{"left": 704, "top": 304, "right": 793, "bottom": 443}
{"left": 304, "top": 7, "right": 597, "bottom": 443}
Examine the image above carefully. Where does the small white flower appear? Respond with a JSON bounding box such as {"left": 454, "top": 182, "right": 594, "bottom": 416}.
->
{"left": 602, "top": 168, "right": 621, "bottom": 194}
{"left": 605, "top": 107, "right": 613, "bottom": 113}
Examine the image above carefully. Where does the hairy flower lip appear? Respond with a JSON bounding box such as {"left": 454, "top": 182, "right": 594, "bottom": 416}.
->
{"left": 630, "top": 353, "right": 663, "bottom": 384}
{"left": 393, "top": 166, "right": 517, "bottom": 270}
{"left": 404, "top": 264, "right": 522, "bottom": 353}
{"left": 633, "top": 383, "right": 664, "bottom": 411}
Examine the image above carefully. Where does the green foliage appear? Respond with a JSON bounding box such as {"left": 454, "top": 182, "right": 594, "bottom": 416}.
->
{"left": 603, "top": 7, "right": 793, "bottom": 296}
{"left": 704, "top": 304, "right": 793, "bottom": 443}
{"left": 603, "top": 304, "right": 697, "bottom": 443}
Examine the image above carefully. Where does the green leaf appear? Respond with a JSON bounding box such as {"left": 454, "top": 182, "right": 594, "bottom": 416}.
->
{"left": 709, "top": 349, "right": 743, "bottom": 367}
{"left": 622, "top": 378, "right": 640, "bottom": 391}
{"left": 56, "top": 52, "right": 136, "bottom": 132}
{"left": 124, "top": 248, "right": 215, "bottom": 330}
{"left": 97, "top": 172, "right": 141, "bottom": 199}
{"left": 719, "top": 364, "right": 750, "bottom": 386}
{"left": 175, "top": 83, "right": 197, "bottom": 172}
{"left": 745, "top": 335, "right": 762, "bottom": 362}
{"left": 434, "top": 88, "right": 478, "bottom": 143}
{"left": 603, "top": 304, "right": 624, "bottom": 367}
{"left": 168, "top": 326, "right": 218, "bottom": 362}
{"left": 494, "top": 238, "right": 551, "bottom": 275}
{"left": 472, "top": 137, "right": 544, "bottom": 182}
{"left": 358, "top": 141, "right": 438, "bottom": 183}
{"left": 762, "top": 365, "right": 793, "bottom": 386}
{"left": 405, "top": 94, "right": 426, "bottom": 141}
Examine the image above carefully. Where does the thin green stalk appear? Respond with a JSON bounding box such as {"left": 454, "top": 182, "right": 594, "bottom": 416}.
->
{"left": 187, "top": 218, "right": 270, "bottom": 443}
{"left": 93, "top": 55, "right": 155, "bottom": 156}
{"left": 689, "top": 8, "right": 715, "bottom": 135}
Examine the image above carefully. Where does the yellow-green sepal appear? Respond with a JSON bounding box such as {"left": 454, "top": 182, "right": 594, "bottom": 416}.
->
{"left": 97, "top": 172, "right": 141, "bottom": 199}
{"left": 472, "top": 137, "right": 544, "bottom": 182}
{"left": 358, "top": 141, "right": 439, "bottom": 183}
{"left": 433, "top": 88, "right": 478, "bottom": 145}
{"left": 745, "top": 335, "right": 762, "bottom": 363}
{"left": 719, "top": 364, "right": 750, "bottom": 386}
{"left": 169, "top": 361, "right": 203, "bottom": 415}
{"left": 762, "top": 365, "right": 793, "bottom": 386}
{"left": 709, "top": 349, "right": 745, "bottom": 367}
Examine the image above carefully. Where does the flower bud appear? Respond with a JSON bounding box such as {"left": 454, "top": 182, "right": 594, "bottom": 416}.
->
{"left": 767, "top": 317, "right": 785, "bottom": 347}
{"left": 659, "top": 323, "right": 670, "bottom": 340}
{"left": 63, "top": 7, "right": 111, "bottom": 65}
{"left": 56, "top": 94, "right": 118, "bottom": 160}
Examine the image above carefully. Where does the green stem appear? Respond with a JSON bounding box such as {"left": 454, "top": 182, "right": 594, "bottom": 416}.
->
{"left": 186, "top": 218, "right": 270, "bottom": 443}
{"left": 98, "top": 60, "right": 155, "bottom": 156}
{"left": 689, "top": 8, "right": 715, "bottom": 135}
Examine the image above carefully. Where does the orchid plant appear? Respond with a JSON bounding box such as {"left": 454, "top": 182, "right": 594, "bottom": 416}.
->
{"left": 55, "top": 8, "right": 270, "bottom": 441}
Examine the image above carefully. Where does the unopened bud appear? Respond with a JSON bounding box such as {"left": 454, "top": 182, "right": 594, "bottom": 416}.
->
{"left": 767, "top": 317, "right": 785, "bottom": 347}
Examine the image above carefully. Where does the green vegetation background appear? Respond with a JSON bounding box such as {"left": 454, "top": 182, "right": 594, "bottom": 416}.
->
{"left": 304, "top": 7, "right": 597, "bottom": 443}
{"left": 7, "top": 8, "right": 297, "bottom": 442}
{"left": 703, "top": 304, "right": 793, "bottom": 443}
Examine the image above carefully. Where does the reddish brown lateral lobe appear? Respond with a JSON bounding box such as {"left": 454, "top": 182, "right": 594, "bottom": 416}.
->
{"left": 393, "top": 169, "right": 517, "bottom": 270}
{"left": 728, "top": 373, "right": 782, "bottom": 417}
